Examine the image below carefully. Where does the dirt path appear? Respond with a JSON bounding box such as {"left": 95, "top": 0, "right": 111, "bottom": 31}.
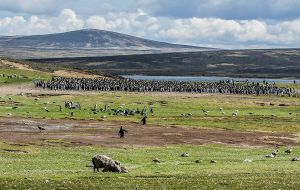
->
{"left": 0, "top": 117, "right": 298, "bottom": 148}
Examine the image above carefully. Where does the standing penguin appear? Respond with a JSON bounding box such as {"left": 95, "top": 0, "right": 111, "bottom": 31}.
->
{"left": 118, "top": 126, "right": 128, "bottom": 138}
{"left": 141, "top": 116, "right": 147, "bottom": 125}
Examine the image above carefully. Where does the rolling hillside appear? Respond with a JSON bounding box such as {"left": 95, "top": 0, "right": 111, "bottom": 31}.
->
{"left": 0, "top": 29, "right": 212, "bottom": 58}
{"left": 29, "top": 49, "right": 300, "bottom": 79}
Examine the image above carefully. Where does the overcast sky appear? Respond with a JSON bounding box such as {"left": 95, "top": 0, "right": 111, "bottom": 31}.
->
{"left": 0, "top": 0, "right": 300, "bottom": 48}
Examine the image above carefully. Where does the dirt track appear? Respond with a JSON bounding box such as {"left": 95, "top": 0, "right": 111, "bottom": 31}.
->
{"left": 0, "top": 117, "right": 299, "bottom": 148}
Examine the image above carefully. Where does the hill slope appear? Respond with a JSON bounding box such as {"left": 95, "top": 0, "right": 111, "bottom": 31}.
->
{"left": 28, "top": 49, "right": 300, "bottom": 79}
{"left": 0, "top": 29, "right": 207, "bottom": 50}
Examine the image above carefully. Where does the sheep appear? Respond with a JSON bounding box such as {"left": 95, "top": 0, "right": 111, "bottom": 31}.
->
{"left": 92, "top": 155, "right": 128, "bottom": 173}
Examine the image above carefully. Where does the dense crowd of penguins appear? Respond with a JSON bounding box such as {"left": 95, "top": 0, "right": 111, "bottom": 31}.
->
{"left": 35, "top": 76, "right": 300, "bottom": 96}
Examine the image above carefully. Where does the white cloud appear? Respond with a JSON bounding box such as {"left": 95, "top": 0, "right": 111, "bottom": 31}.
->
{"left": 0, "top": 8, "right": 300, "bottom": 48}
{"left": 57, "top": 9, "right": 84, "bottom": 32}
{"left": 86, "top": 16, "right": 107, "bottom": 29}
{"left": 157, "top": 17, "right": 300, "bottom": 48}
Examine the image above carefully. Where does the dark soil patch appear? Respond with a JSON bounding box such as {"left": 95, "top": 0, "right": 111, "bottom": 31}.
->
{"left": 0, "top": 117, "right": 299, "bottom": 148}
{"left": 27, "top": 93, "right": 68, "bottom": 98}
{"left": 3, "top": 149, "right": 28, "bottom": 153}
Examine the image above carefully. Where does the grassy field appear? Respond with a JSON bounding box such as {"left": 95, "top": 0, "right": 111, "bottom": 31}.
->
{"left": 0, "top": 92, "right": 299, "bottom": 132}
{"left": 1, "top": 67, "right": 300, "bottom": 189}
{"left": 0, "top": 143, "right": 300, "bottom": 190}
{"left": 0, "top": 68, "right": 50, "bottom": 86}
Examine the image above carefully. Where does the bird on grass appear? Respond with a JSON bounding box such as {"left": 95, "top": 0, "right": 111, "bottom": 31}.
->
{"left": 202, "top": 109, "right": 209, "bottom": 114}
{"left": 38, "top": 125, "right": 45, "bottom": 132}
{"left": 285, "top": 147, "right": 292, "bottom": 154}
{"left": 271, "top": 149, "right": 279, "bottom": 156}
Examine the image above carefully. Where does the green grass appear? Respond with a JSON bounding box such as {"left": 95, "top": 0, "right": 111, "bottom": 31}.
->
{"left": 0, "top": 70, "right": 299, "bottom": 189}
{"left": 0, "top": 92, "right": 299, "bottom": 132}
{"left": 1, "top": 62, "right": 300, "bottom": 189}
{"left": 0, "top": 68, "right": 51, "bottom": 86}
{"left": 0, "top": 143, "right": 300, "bottom": 190}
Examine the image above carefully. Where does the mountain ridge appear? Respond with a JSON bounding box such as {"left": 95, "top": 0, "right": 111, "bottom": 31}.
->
{"left": 0, "top": 29, "right": 211, "bottom": 50}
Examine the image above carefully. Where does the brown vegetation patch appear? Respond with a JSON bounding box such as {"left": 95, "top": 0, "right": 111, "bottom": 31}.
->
{"left": 53, "top": 70, "right": 102, "bottom": 79}
{"left": 0, "top": 117, "right": 299, "bottom": 148}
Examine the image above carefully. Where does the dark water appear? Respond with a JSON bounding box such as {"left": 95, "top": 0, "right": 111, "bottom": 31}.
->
{"left": 122, "top": 75, "right": 300, "bottom": 84}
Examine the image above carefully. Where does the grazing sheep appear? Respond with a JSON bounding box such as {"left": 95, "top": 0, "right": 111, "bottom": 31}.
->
{"left": 92, "top": 155, "right": 112, "bottom": 171}
{"left": 120, "top": 166, "right": 129, "bottom": 173}
{"left": 210, "top": 160, "right": 217, "bottom": 164}
{"left": 153, "top": 158, "right": 161, "bottom": 163}
{"left": 292, "top": 157, "right": 300, "bottom": 161}
{"left": 92, "top": 155, "right": 128, "bottom": 173}
{"left": 102, "top": 161, "right": 122, "bottom": 173}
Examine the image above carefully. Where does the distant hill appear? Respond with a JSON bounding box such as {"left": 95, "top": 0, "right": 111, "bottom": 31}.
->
{"left": 0, "top": 29, "right": 210, "bottom": 50}
{"left": 29, "top": 49, "right": 300, "bottom": 79}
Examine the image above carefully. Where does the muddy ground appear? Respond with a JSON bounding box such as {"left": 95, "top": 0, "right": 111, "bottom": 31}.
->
{"left": 0, "top": 117, "right": 299, "bottom": 148}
